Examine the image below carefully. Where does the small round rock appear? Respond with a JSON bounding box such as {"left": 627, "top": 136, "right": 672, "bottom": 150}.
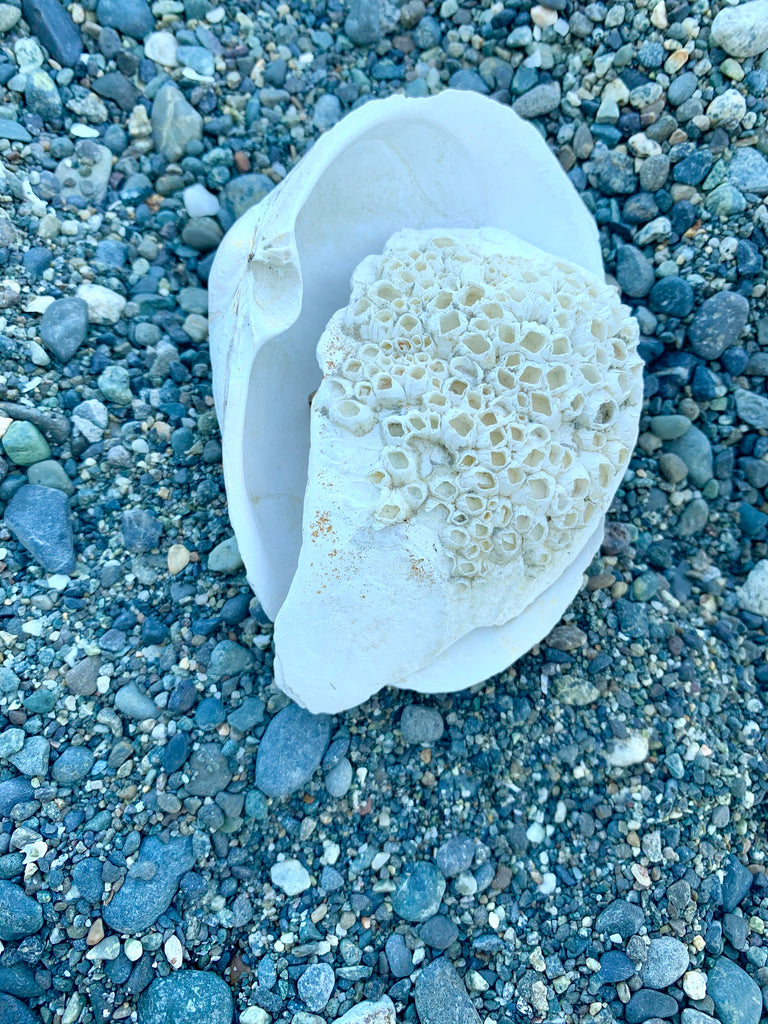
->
{"left": 399, "top": 705, "right": 444, "bottom": 744}
{"left": 137, "top": 969, "right": 233, "bottom": 1024}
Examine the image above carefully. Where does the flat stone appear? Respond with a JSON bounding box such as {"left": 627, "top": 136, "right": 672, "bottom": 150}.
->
{"left": 625, "top": 989, "right": 679, "bottom": 1022}
{"left": 616, "top": 245, "right": 655, "bottom": 298}
{"left": 185, "top": 743, "right": 232, "bottom": 796}
{"left": 392, "top": 862, "right": 446, "bottom": 922}
{"left": 298, "top": 963, "right": 335, "bottom": 1011}
{"left": 512, "top": 81, "right": 561, "bottom": 118}
{"left": 735, "top": 388, "right": 768, "bottom": 429}
{"left": 344, "top": 0, "right": 380, "bottom": 44}
{"left": 151, "top": 83, "right": 203, "bottom": 161}
{"left": 8, "top": 736, "right": 50, "bottom": 778}
{"left": 0, "top": 881, "right": 43, "bottom": 941}
{"left": 103, "top": 835, "right": 194, "bottom": 934}
{"left": 414, "top": 957, "right": 481, "bottom": 1024}
{"left": 0, "top": 118, "right": 31, "bottom": 142}
{"left": 331, "top": 998, "right": 395, "bottom": 1024}
{"left": 122, "top": 508, "right": 163, "bottom": 553}
{"left": 114, "top": 682, "right": 157, "bottom": 720}
{"left": 418, "top": 915, "right": 459, "bottom": 950}
{"left": 28, "top": 460, "right": 74, "bottom": 494}
{"left": 255, "top": 703, "right": 332, "bottom": 797}
{"left": 51, "top": 745, "right": 94, "bottom": 783}
{"left": 435, "top": 836, "right": 475, "bottom": 877}
{"left": 76, "top": 282, "right": 125, "bottom": 325}
{"left": 21, "top": 0, "right": 82, "bottom": 65}
{"left": 665, "top": 426, "right": 713, "bottom": 488}
{"left": 208, "top": 536, "right": 244, "bottom": 573}
{"left": 722, "top": 853, "right": 754, "bottom": 912}
{"left": 726, "top": 147, "right": 768, "bottom": 196}
{"left": 595, "top": 898, "right": 645, "bottom": 938}
{"left": 650, "top": 414, "right": 691, "bottom": 440}
{"left": 207, "top": 639, "right": 255, "bottom": 679}
{"left": 649, "top": 277, "right": 694, "bottom": 317}
{"left": 72, "top": 858, "right": 104, "bottom": 902}
{"left": 641, "top": 936, "right": 690, "bottom": 989}
{"left": 271, "top": 857, "right": 311, "bottom": 896}
{"left": 688, "top": 291, "right": 750, "bottom": 360}
{"left": 599, "top": 950, "right": 636, "bottom": 983}
{"left": 138, "top": 970, "right": 233, "bottom": 1024}
{"left": 707, "top": 957, "right": 762, "bottom": 1024}
{"left": 1, "top": 421, "right": 50, "bottom": 466}
{"left": 5, "top": 485, "right": 75, "bottom": 573}
{"left": 0, "top": 993, "right": 40, "bottom": 1024}
{"left": 96, "top": 0, "right": 153, "bottom": 38}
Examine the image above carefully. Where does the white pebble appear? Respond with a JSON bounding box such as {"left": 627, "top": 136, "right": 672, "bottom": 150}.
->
{"left": 183, "top": 183, "right": 220, "bottom": 218}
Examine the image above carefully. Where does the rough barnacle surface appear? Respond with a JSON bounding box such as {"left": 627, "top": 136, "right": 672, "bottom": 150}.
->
{"left": 273, "top": 227, "right": 642, "bottom": 711}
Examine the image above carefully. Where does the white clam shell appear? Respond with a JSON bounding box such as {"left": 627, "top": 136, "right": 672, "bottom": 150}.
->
{"left": 208, "top": 91, "right": 640, "bottom": 715}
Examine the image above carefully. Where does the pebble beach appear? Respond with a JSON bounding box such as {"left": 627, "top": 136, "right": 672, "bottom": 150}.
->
{"left": 0, "top": 0, "right": 768, "bottom": 1022}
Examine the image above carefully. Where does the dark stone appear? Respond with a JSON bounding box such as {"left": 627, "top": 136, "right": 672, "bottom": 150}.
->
{"left": 0, "top": 881, "right": 43, "bottom": 941}
{"left": 722, "top": 855, "right": 754, "bottom": 912}
{"left": 598, "top": 950, "right": 636, "bottom": 983}
{"left": 688, "top": 291, "right": 750, "bottom": 360}
{"left": 5, "top": 485, "right": 76, "bottom": 573}
{"left": 595, "top": 898, "right": 645, "bottom": 938}
{"left": 121, "top": 508, "right": 163, "bottom": 553}
{"left": 616, "top": 245, "right": 655, "bottom": 298}
{"left": 649, "top": 277, "right": 695, "bottom": 317}
{"left": 96, "top": 0, "right": 153, "bottom": 38}
{"left": 0, "top": 993, "right": 41, "bottom": 1024}
{"left": 102, "top": 835, "right": 194, "bottom": 934}
{"left": 255, "top": 704, "right": 332, "bottom": 798}
{"left": 624, "top": 989, "right": 678, "bottom": 1022}
{"left": 21, "top": 0, "right": 82, "bottom": 67}
{"left": 414, "top": 957, "right": 481, "bottom": 1024}
{"left": 137, "top": 970, "right": 233, "bottom": 1024}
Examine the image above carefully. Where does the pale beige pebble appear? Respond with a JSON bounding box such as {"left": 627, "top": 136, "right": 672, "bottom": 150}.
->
{"left": 37, "top": 213, "right": 60, "bottom": 239}
{"left": 721, "top": 57, "right": 745, "bottom": 82}
{"left": 531, "top": 4, "right": 558, "bottom": 27}
{"left": 631, "top": 863, "right": 651, "bottom": 887}
{"left": 77, "top": 283, "right": 126, "bottom": 325}
{"left": 240, "top": 1009, "right": 270, "bottom": 1024}
{"left": 664, "top": 49, "right": 689, "bottom": 74}
{"left": 71, "top": 123, "right": 100, "bottom": 138}
{"left": 683, "top": 970, "right": 707, "bottom": 1000}
{"left": 650, "top": 0, "right": 668, "bottom": 28}
{"left": 164, "top": 934, "right": 184, "bottom": 969}
{"left": 604, "top": 732, "right": 649, "bottom": 767}
{"left": 86, "top": 919, "right": 105, "bottom": 946}
{"left": 23, "top": 295, "right": 55, "bottom": 314}
{"left": 628, "top": 132, "right": 662, "bottom": 157}
{"left": 168, "top": 544, "right": 191, "bottom": 575}
{"left": 144, "top": 30, "right": 178, "bottom": 66}
{"left": 0, "top": 416, "right": 11, "bottom": 439}
{"left": 127, "top": 104, "right": 152, "bottom": 138}
{"left": 602, "top": 78, "right": 630, "bottom": 105}
{"left": 183, "top": 313, "right": 209, "bottom": 342}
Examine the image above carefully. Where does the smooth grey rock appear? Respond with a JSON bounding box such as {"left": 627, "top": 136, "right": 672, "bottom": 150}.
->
{"left": 727, "top": 147, "right": 768, "bottom": 196}
{"left": 151, "top": 83, "right": 202, "bottom": 161}
{"left": 1, "top": 422, "right": 50, "bottom": 466}
{"left": 185, "top": 744, "right": 233, "bottom": 796}
{"left": 0, "top": 881, "right": 43, "bottom": 941}
{"left": 138, "top": 970, "right": 233, "bottom": 1024}
{"left": 707, "top": 957, "right": 762, "bottom": 1024}
{"left": 51, "top": 745, "right": 94, "bottom": 783}
{"left": 72, "top": 858, "right": 104, "bottom": 902}
{"left": 595, "top": 898, "right": 645, "bottom": 938}
{"left": 616, "top": 245, "right": 655, "bottom": 298}
{"left": 5, "top": 485, "right": 75, "bottom": 573}
{"left": 436, "top": 836, "right": 475, "bottom": 877}
{"left": 324, "top": 756, "right": 353, "bottom": 798}
{"left": 640, "top": 936, "right": 690, "bottom": 989}
{"left": 418, "top": 914, "right": 459, "bottom": 950}
{"left": 665, "top": 426, "right": 713, "bottom": 488}
{"left": 735, "top": 388, "right": 768, "bottom": 429}
{"left": 27, "top": 460, "right": 75, "bottom": 495}
{"left": 271, "top": 857, "right": 311, "bottom": 895}
{"left": 392, "top": 862, "right": 446, "bottom": 922}
{"left": 9, "top": 736, "right": 50, "bottom": 778}
{"left": 625, "top": 989, "right": 678, "bottom": 1022}
{"left": 255, "top": 704, "right": 332, "bottom": 797}
{"left": 345, "top": 0, "right": 380, "bottom": 44}
{"left": 414, "top": 957, "right": 481, "bottom": 1024}
{"left": 103, "top": 835, "right": 194, "bottom": 934}
{"left": 513, "top": 81, "right": 561, "bottom": 118}
{"left": 0, "top": 993, "right": 41, "bottom": 1024}
{"left": 114, "top": 682, "right": 157, "bottom": 720}
{"left": 96, "top": 0, "right": 153, "bottom": 38}
{"left": 711, "top": 0, "right": 768, "bottom": 58}
{"left": 722, "top": 854, "right": 754, "bottom": 912}
{"left": 207, "top": 639, "right": 255, "bottom": 679}
{"left": 688, "top": 291, "right": 750, "bottom": 360}
{"left": 399, "top": 705, "right": 444, "bottom": 744}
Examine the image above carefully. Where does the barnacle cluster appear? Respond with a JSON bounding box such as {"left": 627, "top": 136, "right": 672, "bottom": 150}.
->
{"left": 316, "top": 229, "right": 642, "bottom": 582}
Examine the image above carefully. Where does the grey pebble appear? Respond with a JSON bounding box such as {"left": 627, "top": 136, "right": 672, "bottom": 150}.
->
{"left": 414, "top": 957, "right": 481, "bottom": 1024}
{"left": 312, "top": 93, "right": 342, "bottom": 131}
{"left": 114, "top": 682, "right": 157, "bottom": 720}
{"left": 707, "top": 956, "right": 762, "bottom": 1024}
{"left": 678, "top": 497, "right": 709, "bottom": 537}
{"left": 325, "top": 756, "right": 353, "bottom": 798}
{"left": 51, "top": 745, "right": 94, "bottom": 783}
{"left": 96, "top": 0, "right": 153, "bottom": 38}
{"left": 392, "top": 862, "right": 446, "bottom": 922}
{"left": 385, "top": 933, "right": 414, "bottom": 977}
{"left": 121, "top": 508, "right": 163, "bottom": 553}
{"left": 726, "top": 147, "right": 768, "bottom": 196}
{"left": 28, "top": 460, "right": 75, "bottom": 495}
{"left": 344, "top": 0, "right": 380, "bottom": 45}
{"left": 599, "top": 950, "right": 636, "bottom": 983}
{"left": 651, "top": 414, "right": 691, "bottom": 440}
{"left": 9, "top": 736, "right": 50, "bottom": 778}
{"left": 722, "top": 854, "right": 754, "bottom": 912}
{"left": 624, "top": 989, "right": 679, "bottom": 1022}
{"left": 688, "top": 291, "right": 750, "bottom": 360}
{"left": 103, "top": 835, "right": 194, "bottom": 934}
{"left": 735, "top": 388, "right": 768, "bottom": 429}
{"left": 138, "top": 970, "right": 233, "bottom": 1024}
{"left": 207, "top": 639, "right": 255, "bottom": 679}
{"left": 595, "top": 898, "right": 645, "bottom": 938}
{"left": 436, "top": 836, "right": 475, "bottom": 877}
{"left": 419, "top": 914, "right": 459, "bottom": 950}
{"left": 648, "top": 277, "right": 694, "bottom": 318}
{"left": 5, "top": 484, "right": 75, "bottom": 573}
{"left": 0, "top": 881, "right": 43, "bottom": 941}
{"left": 298, "top": 963, "right": 335, "bottom": 1011}
{"left": 0, "top": 993, "right": 40, "bottom": 1024}
{"left": 400, "top": 704, "right": 444, "bottom": 744}
{"left": 512, "top": 82, "right": 561, "bottom": 119}
{"left": 616, "top": 245, "right": 655, "bottom": 298}
{"left": 72, "top": 857, "right": 104, "bottom": 902}
{"left": 151, "top": 83, "right": 203, "bottom": 161}
{"left": 39, "top": 298, "right": 89, "bottom": 362}
{"left": 185, "top": 743, "right": 232, "bottom": 796}
{"left": 665, "top": 426, "right": 713, "bottom": 488}
{"left": 640, "top": 936, "right": 690, "bottom": 989}
{"left": 255, "top": 703, "right": 332, "bottom": 798}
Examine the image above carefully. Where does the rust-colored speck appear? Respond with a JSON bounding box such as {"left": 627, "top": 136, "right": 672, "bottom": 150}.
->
{"left": 407, "top": 555, "right": 433, "bottom": 584}
{"left": 310, "top": 510, "right": 334, "bottom": 541}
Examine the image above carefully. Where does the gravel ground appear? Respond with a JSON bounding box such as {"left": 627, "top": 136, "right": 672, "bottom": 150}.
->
{"left": 0, "top": 0, "right": 768, "bottom": 1022}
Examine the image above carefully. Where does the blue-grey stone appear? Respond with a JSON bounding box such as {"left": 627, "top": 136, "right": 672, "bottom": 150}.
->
{"left": 735, "top": 388, "right": 768, "bottom": 430}
{"left": 72, "top": 857, "right": 104, "bottom": 902}
{"left": 0, "top": 993, "right": 40, "bottom": 1024}
{"left": 176, "top": 45, "right": 214, "bottom": 76}
{"left": 449, "top": 69, "right": 490, "bottom": 94}
{"left": 0, "top": 964, "right": 44, "bottom": 998}
{"left": 161, "top": 732, "right": 190, "bottom": 774}
{"left": 668, "top": 70, "right": 697, "bottom": 106}
{"left": 649, "top": 277, "right": 694, "bottom": 317}
{"left": 598, "top": 950, "right": 635, "bottom": 983}
{"left": 96, "top": 0, "right": 153, "bottom": 38}
{"left": 436, "top": 836, "right": 475, "bottom": 878}
{"left": 25, "top": 69, "right": 63, "bottom": 125}
{"left": 185, "top": 744, "right": 232, "bottom": 796}
{"left": 121, "top": 508, "right": 163, "bottom": 553}
{"left": 414, "top": 14, "right": 442, "bottom": 48}
{"left": 641, "top": 936, "right": 689, "bottom": 989}
{"left": 0, "top": 120, "right": 32, "bottom": 142}
{"left": 625, "top": 989, "right": 678, "bottom": 1022}
{"left": 0, "top": 881, "right": 43, "bottom": 941}
{"left": 727, "top": 147, "right": 768, "bottom": 196}
{"left": 138, "top": 970, "right": 233, "bottom": 1024}
{"left": 414, "top": 957, "right": 481, "bottom": 1024}
{"left": 324, "top": 756, "right": 353, "bottom": 798}
{"left": 298, "top": 963, "right": 335, "bottom": 1011}
{"left": 207, "top": 640, "right": 255, "bottom": 680}
{"left": 595, "top": 151, "right": 637, "bottom": 194}
{"left": 419, "top": 914, "right": 459, "bottom": 950}
{"left": 616, "top": 245, "right": 655, "bottom": 298}
{"left": 255, "top": 704, "right": 332, "bottom": 798}
{"left": 673, "top": 150, "right": 714, "bottom": 186}
{"left": 385, "top": 933, "right": 414, "bottom": 977}
{"left": 5, "top": 485, "right": 75, "bottom": 573}
{"left": 218, "top": 173, "right": 274, "bottom": 230}
{"left": 151, "top": 83, "right": 203, "bottom": 161}
{"left": 722, "top": 854, "right": 753, "bottom": 912}
{"left": 312, "top": 93, "right": 342, "bottom": 131}
{"left": 52, "top": 745, "right": 94, "bottom": 783}
{"left": 688, "top": 291, "right": 750, "bottom": 360}
{"left": 400, "top": 704, "right": 444, "bottom": 744}
{"left": 595, "top": 898, "right": 645, "bottom": 938}
{"left": 512, "top": 81, "right": 561, "bottom": 119}
{"left": 22, "top": 0, "right": 82, "bottom": 66}
{"left": 707, "top": 957, "right": 762, "bottom": 1024}
{"left": 0, "top": 779, "right": 33, "bottom": 817}
{"left": 103, "top": 835, "right": 194, "bottom": 934}
{"left": 665, "top": 426, "right": 713, "bottom": 488}
{"left": 345, "top": 0, "right": 380, "bottom": 45}
{"left": 392, "top": 862, "right": 446, "bottom": 923}
{"left": 9, "top": 736, "right": 50, "bottom": 778}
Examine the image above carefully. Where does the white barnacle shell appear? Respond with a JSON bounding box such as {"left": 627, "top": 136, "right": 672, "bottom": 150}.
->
{"left": 208, "top": 91, "right": 643, "bottom": 715}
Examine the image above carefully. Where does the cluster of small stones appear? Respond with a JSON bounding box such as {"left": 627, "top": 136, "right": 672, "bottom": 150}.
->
{"left": 319, "top": 233, "right": 642, "bottom": 581}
